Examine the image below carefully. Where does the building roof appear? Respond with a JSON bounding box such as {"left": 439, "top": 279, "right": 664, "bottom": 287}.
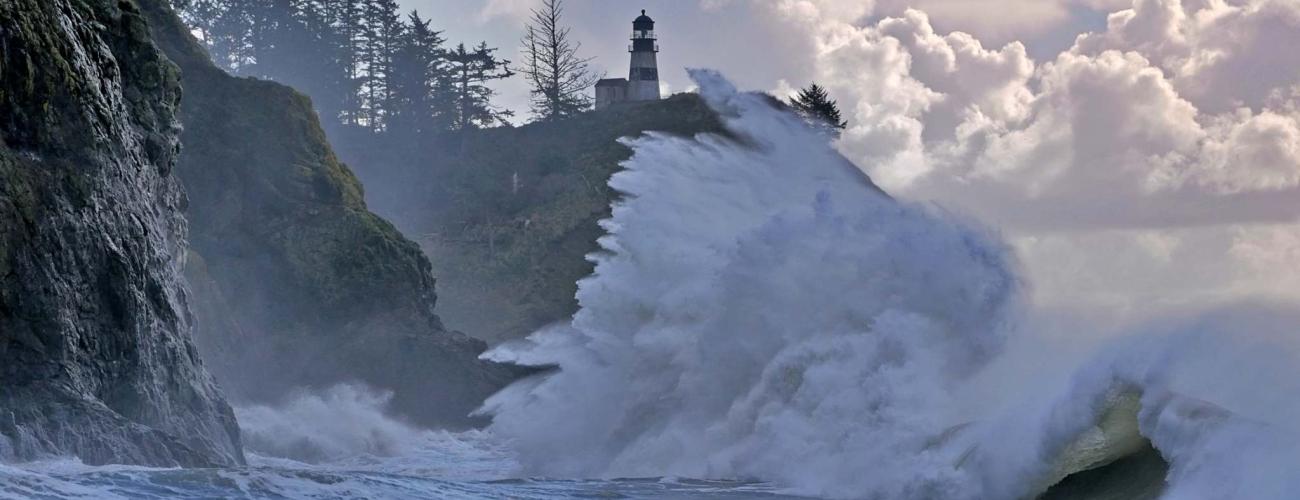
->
{"left": 596, "top": 78, "right": 628, "bottom": 86}
{"left": 634, "top": 9, "right": 653, "bottom": 25}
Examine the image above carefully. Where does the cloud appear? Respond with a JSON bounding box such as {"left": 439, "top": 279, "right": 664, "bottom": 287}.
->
{"left": 876, "top": 0, "right": 1074, "bottom": 44}
{"left": 1074, "top": 0, "right": 1300, "bottom": 112}
{"left": 1009, "top": 221, "right": 1300, "bottom": 314}
{"left": 478, "top": 0, "right": 535, "bottom": 22}
{"left": 767, "top": 0, "right": 1300, "bottom": 231}
{"left": 1228, "top": 223, "right": 1300, "bottom": 298}
{"left": 740, "top": 0, "right": 1300, "bottom": 309}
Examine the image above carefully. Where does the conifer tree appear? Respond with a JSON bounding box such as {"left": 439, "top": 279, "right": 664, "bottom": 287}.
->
{"left": 446, "top": 42, "right": 514, "bottom": 130}
{"left": 388, "top": 11, "right": 450, "bottom": 135}
{"left": 291, "top": 0, "right": 353, "bottom": 125}
{"left": 326, "top": 0, "right": 366, "bottom": 127}
{"left": 244, "top": 0, "right": 312, "bottom": 79}
{"left": 174, "top": 0, "right": 516, "bottom": 135}
{"left": 174, "top": 0, "right": 225, "bottom": 55}
{"left": 790, "top": 83, "right": 848, "bottom": 131}
{"left": 355, "top": 0, "right": 402, "bottom": 130}
{"left": 519, "top": 0, "right": 599, "bottom": 121}
{"left": 190, "top": 0, "right": 254, "bottom": 71}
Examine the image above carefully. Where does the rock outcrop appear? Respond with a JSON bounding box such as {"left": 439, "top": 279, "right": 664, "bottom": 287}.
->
{"left": 0, "top": 0, "right": 242, "bottom": 466}
{"left": 137, "top": 0, "right": 522, "bottom": 429}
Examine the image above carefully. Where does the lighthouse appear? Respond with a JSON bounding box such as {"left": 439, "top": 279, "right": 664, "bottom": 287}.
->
{"left": 595, "top": 10, "right": 662, "bottom": 109}
{"left": 628, "top": 10, "right": 660, "bottom": 101}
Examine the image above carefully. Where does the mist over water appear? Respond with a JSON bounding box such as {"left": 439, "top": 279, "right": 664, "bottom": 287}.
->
{"left": 235, "top": 385, "right": 437, "bottom": 463}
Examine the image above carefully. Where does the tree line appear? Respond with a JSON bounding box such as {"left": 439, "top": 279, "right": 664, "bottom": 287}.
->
{"left": 171, "top": 0, "right": 601, "bottom": 135}
{"left": 171, "top": 0, "right": 846, "bottom": 137}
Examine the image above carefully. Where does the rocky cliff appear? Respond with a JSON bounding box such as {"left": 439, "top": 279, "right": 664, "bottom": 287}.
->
{"left": 137, "top": 0, "right": 521, "bottom": 428}
{"left": 0, "top": 0, "right": 242, "bottom": 466}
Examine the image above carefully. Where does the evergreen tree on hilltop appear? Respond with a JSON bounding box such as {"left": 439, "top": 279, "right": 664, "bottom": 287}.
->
{"left": 519, "top": 0, "right": 600, "bottom": 121}
{"left": 790, "top": 83, "right": 848, "bottom": 131}
{"left": 244, "top": 1, "right": 319, "bottom": 86}
{"left": 447, "top": 42, "right": 515, "bottom": 130}
{"left": 172, "top": 0, "right": 516, "bottom": 135}
{"left": 322, "top": 0, "right": 367, "bottom": 127}
{"left": 174, "top": 0, "right": 224, "bottom": 56}
{"left": 388, "top": 11, "right": 451, "bottom": 135}
{"left": 358, "top": 0, "right": 404, "bottom": 131}
{"left": 291, "top": 0, "right": 355, "bottom": 125}
{"left": 180, "top": 0, "right": 255, "bottom": 70}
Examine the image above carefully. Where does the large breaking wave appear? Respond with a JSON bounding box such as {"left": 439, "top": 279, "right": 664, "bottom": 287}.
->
{"left": 482, "top": 70, "right": 1020, "bottom": 497}
{"left": 482, "top": 71, "right": 1300, "bottom": 499}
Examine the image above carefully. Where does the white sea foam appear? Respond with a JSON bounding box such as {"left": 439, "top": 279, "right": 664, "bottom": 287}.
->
{"left": 235, "top": 384, "right": 429, "bottom": 463}
{"left": 483, "top": 71, "right": 1300, "bottom": 499}
{"left": 482, "top": 70, "right": 1021, "bottom": 498}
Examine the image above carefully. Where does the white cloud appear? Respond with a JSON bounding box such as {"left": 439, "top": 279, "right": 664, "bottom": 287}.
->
{"left": 750, "top": 0, "right": 1300, "bottom": 307}
{"left": 876, "top": 0, "right": 1073, "bottom": 44}
{"left": 478, "top": 0, "right": 535, "bottom": 22}
{"left": 766, "top": 0, "right": 1300, "bottom": 231}
{"left": 1229, "top": 223, "right": 1300, "bottom": 298}
{"left": 1013, "top": 222, "right": 1300, "bottom": 312}
{"left": 1075, "top": 0, "right": 1300, "bottom": 112}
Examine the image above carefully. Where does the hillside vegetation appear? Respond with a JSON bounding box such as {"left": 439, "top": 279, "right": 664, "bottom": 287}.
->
{"left": 140, "top": 0, "right": 522, "bottom": 429}
{"left": 339, "top": 95, "right": 727, "bottom": 343}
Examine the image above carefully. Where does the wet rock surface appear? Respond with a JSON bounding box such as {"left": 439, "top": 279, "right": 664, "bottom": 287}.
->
{"left": 138, "top": 0, "right": 524, "bottom": 429}
{"left": 0, "top": 0, "right": 242, "bottom": 466}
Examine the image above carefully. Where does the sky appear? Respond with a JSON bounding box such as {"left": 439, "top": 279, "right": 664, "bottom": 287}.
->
{"left": 396, "top": 0, "right": 1300, "bottom": 319}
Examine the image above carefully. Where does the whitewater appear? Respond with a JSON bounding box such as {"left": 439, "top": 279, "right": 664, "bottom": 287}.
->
{"left": 4, "top": 71, "right": 1300, "bottom": 499}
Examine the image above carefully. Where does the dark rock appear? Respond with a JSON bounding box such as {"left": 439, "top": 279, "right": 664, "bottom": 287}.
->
{"left": 137, "top": 0, "right": 524, "bottom": 429}
{"left": 0, "top": 0, "right": 242, "bottom": 466}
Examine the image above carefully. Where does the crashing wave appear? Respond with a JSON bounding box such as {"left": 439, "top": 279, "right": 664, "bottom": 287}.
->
{"left": 482, "top": 69, "right": 1019, "bottom": 498}
{"left": 483, "top": 71, "right": 1300, "bottom": 499}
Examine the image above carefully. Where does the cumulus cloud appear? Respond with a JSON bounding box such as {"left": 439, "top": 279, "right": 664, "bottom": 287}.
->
{"left": 477, "top": 0, "right": 536, "bottom": 22}
{"left": 1074, "top": 0, "right": 1300, "bottom": 112}
{"left": 876, "top": 0, "right": 1074, "bottom": 43}
{"left": 738, "top": 0, "right": 1300, "bottom": 308}
{"left": 766, "top": 0, "right": 1300, "bottom": 231}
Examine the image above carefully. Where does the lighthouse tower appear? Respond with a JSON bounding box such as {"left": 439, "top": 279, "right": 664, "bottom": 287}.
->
{"left": 628, "top": 10, "right": 661, "bottom": 101}
{"left": 595, "top": 10, "right": 663, "bottom": 109}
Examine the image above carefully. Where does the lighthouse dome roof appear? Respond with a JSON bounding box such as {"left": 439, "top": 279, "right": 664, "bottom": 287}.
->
{"left": 634, "top": 10, "right": 654, "bottom": 25}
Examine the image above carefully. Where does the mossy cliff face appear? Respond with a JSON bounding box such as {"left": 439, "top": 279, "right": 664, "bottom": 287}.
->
{"left": 0, "top": 0, "right": 242, "bottom": 466}
{"left": 137, "top": 0, "right": 521, "bottom": 428}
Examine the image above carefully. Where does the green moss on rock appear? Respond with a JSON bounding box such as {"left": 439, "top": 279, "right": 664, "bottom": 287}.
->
{"left": 138, "top": 0, "right": 520, "bottom": 428}
{"left": 0, "top": 0, "right": 242, "bottom": 467}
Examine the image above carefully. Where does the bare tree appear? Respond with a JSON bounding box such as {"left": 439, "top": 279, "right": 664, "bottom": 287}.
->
{"left": 518, "top": 0, "right": 600, "bottom": 121}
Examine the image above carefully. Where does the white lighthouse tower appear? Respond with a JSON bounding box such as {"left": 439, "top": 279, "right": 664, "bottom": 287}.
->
{"left": 628, "top": 10, "right": 660, "bottom": 101}
{"left": 595, "top": 10, "right": 661, "bottom": 109}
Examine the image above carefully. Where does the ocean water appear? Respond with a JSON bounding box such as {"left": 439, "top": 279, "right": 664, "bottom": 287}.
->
{"left": 5, "top": 71, "right": 1300, "bottom": 500}
{"left": 0, "top": 390, "right": 806, "bottom": 499}
{"left": 0, "top": 454, "right": 802, "bottom": 499}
